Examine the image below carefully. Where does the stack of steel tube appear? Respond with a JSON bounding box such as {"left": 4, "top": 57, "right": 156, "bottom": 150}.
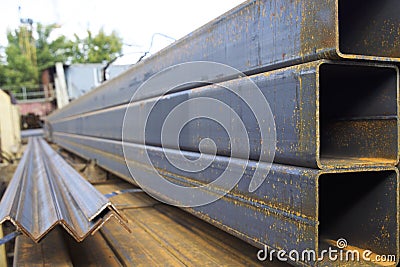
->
{"left": 46, "top": 0, "right": 400, "bottom": 266}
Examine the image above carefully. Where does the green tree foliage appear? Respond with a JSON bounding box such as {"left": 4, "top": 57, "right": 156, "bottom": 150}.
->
{"left": 0, "top": 24, "right": 123, "bottom": 88}
{"left": 35, "top": 23, "right": 75, "bottom": 71}
{"left": 70, "top": 29, "right": 122, "bottom": 63}
{"left": 0, "top": 51, "right": 7, "bottom": 86}
{"left": 2, "top": 27, "right": 39, "bottom": 86}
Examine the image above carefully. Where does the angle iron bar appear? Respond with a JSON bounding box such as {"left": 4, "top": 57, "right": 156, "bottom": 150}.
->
{"left": 0, "top": 137, "right": 128, "bottom": 243}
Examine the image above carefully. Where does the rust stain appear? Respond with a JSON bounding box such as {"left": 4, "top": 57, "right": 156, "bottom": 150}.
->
{"left": 300, "top": 0, "right": 336, "bottom": 57}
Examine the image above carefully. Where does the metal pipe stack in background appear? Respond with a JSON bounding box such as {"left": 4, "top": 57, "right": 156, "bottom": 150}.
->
{"left": 45, "top": 0, "right": 400, "bottom": 266}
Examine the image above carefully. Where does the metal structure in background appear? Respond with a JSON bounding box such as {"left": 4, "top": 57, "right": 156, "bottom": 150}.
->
{"left": 48, "top": 0, "right": 400, "bottom": 122}
{"left": 64, "top": 63, "right": 131, "bottom": 100}
{"left": 49, "top": 60, "right": 399, "bottom": 169}
{"left": 10, "top": 85, "right": 55, "bottom": 103}
{"left": 51, "top": 133, "right": 399, "bottom": 266}
{"left": 0, "top": 137, "right": 128, "bottom": 243}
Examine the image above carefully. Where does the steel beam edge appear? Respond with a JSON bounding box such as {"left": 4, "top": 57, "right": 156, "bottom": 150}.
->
{"left": 48, "top": 60, "right": 400, "bottom": 169}
{"left": 47, "top": 0, "right": 400, "bottom": 123}
{"left": 51, "top": 133, "right": 399, "bottom": 267}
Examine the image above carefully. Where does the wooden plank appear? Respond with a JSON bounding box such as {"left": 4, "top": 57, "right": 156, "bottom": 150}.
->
{"left": 13, "top": 227, "right": 73, "bottom": 267}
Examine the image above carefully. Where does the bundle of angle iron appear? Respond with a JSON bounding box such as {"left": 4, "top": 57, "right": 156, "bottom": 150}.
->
{"left": 45, "top": 0, "right": 399, "bottom": 266}
{"left": 0, "top": 137, "right": 128, "bottom": 243}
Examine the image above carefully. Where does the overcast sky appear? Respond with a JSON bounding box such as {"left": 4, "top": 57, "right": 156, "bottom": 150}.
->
{"left": 0, "top": 0, "right": 244, "bottom": 64}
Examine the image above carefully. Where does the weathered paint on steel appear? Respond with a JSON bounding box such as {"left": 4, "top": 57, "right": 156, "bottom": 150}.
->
{"left": 48, "top": 61, "right": 399, "bottom": 169}
{"left": 47, "top": 0, "right": 400, "bottom": 123}
{"left": 51, "top": 133, "right": 400, "bottom": 267}
{"left": 43, "top": 1, "right": 400, "bottom": 265}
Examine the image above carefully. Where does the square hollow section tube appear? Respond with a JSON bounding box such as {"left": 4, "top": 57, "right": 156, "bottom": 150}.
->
{"left": 46, "top": 0, "right": 400, "bottom": 122}
{"left": 318, "top": 62, "right": 399, "bottom": 168}
{"left": 48, "top": 134, "right": 400, "bottom": 267}
{"left": 338, "top": 0, "right": 400, "bottom": 59}
{"left": 49, "top": 60, "right": 399, "bottom": 169}
{"left": 317, "top": 170, "right": 399, "bottom": 264}
{"left": 188, "top": 167, "right": 399, "bottom": 267}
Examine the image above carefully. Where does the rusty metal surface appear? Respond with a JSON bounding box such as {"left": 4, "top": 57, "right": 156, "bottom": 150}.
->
{"left": 48, "top": 60, "right": 399, "bottom": 169}
{"left": 0, "top": 137, "right": 128, "bottom": 243}
{"left": 50, "top": 133, "right": 399, "bottom": 267}
{"left": 46, "top": 0, "right": 400, "bottom": 123}
{"left": 13, "top": 177, "right": 289, "bottom": 267}
{"left": 42, "top": 1, "right": 400, "bottom": 265}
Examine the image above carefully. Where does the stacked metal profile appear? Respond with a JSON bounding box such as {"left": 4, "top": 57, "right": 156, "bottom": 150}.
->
{"left": 0, "top": 137, "right": 128, "bottom": 243}
{"left": 46, "top": 0, "right": 400, "bottom": 266}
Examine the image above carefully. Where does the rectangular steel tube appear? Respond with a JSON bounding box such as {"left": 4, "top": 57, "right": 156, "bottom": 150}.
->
{"left": 49, "top": 61, "right": 399, "bottom": 169}
{"left": 51, "top": 133, "right": 399, "bottom": 267}
{"left": 47, "top": 0, "right": 400, "bottom": 122}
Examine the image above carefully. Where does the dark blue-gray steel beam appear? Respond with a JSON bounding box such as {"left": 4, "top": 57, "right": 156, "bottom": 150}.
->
{"left": 51, "top": 132, "right": 399, "bottom": 267}
{"left": 48, "top": 61, "right": 399, "bottom": 169}
{"left": 47, "top": 0, "right": 400, "bottom": 122}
